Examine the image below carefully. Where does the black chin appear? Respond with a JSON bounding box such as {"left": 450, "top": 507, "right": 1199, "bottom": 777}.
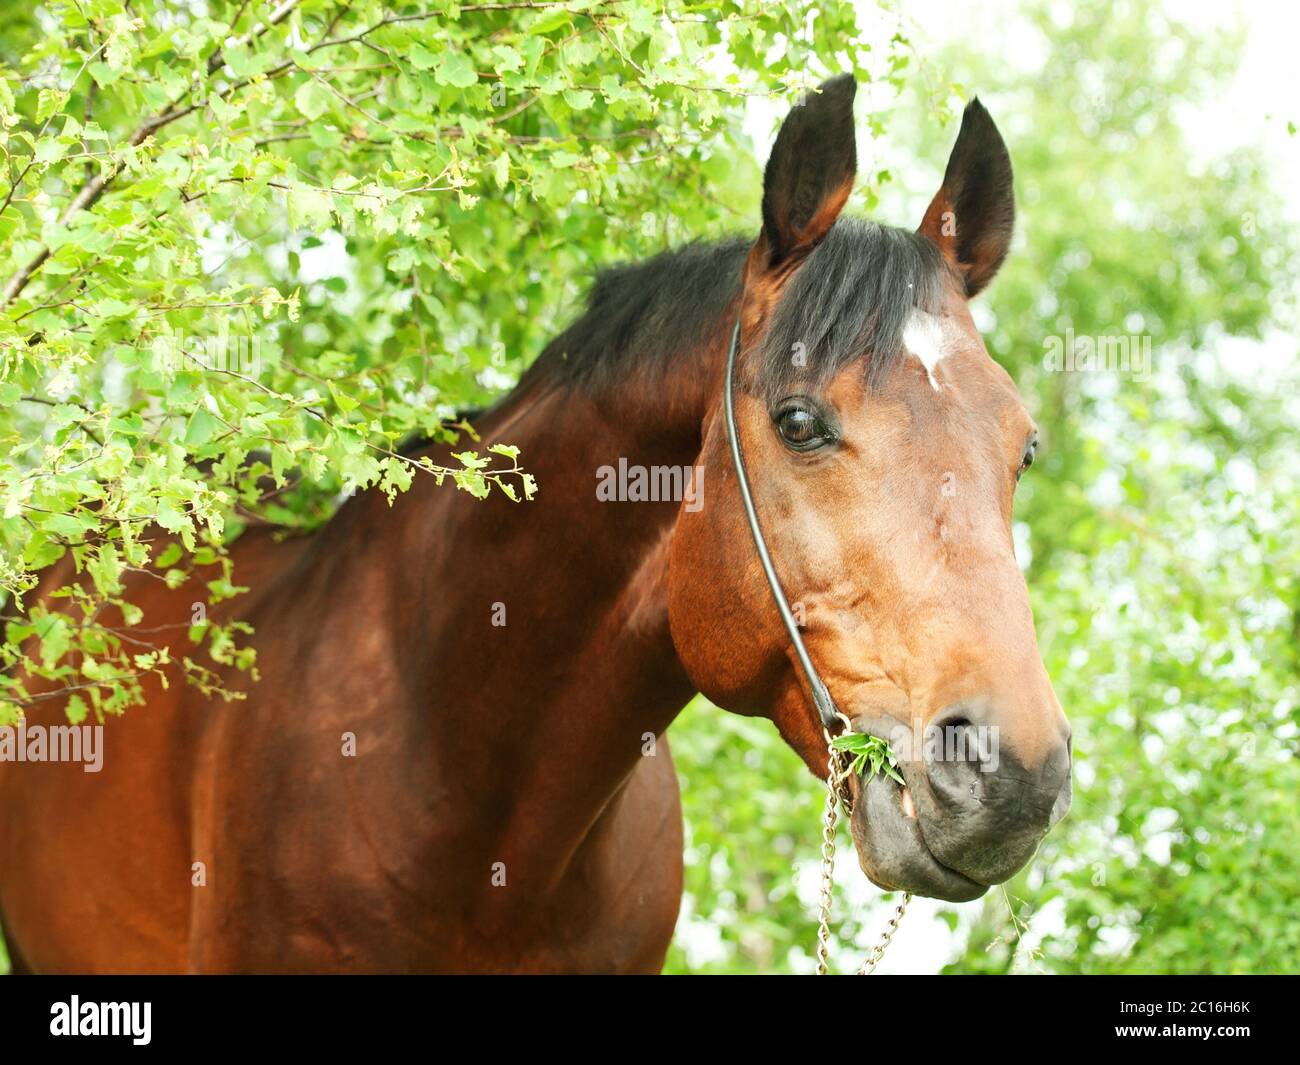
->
{"left": 847, "top": 771, "right": 988, "bottom": 904}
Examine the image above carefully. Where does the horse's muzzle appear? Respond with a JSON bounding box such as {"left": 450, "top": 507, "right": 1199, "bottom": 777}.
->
{"left": 846, "top": 708, "right": 1072, "bottom": 902}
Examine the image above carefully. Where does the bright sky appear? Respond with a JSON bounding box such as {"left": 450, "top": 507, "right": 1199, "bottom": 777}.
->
{"left": 901, "top": 0, "right": 1300, "bottom": 219}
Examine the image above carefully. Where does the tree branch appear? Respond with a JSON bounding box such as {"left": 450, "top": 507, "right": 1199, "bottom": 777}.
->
{"left": 1, "top": 0, "right": 303, "bottom": 308}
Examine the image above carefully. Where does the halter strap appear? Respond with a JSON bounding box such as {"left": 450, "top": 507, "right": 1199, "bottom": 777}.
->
{"left": 722, "top": 319, "right": 843, "bottom": 733}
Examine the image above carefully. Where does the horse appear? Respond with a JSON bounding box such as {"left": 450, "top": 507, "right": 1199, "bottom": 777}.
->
{"left": 0, "top": 75, "right": 1071, "bottom": 973}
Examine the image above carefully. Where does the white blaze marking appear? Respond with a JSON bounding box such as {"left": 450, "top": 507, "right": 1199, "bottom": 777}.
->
{"left": 903, "top": 310, "right": 954, "bottom": 390}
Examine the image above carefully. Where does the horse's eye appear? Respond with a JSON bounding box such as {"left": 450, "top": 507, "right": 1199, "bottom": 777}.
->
{"left": 776, "top": 407, "right": 829, "bottom": 450}
{"left": 1017, "top": 436, "right": 1038, "bottom": 479}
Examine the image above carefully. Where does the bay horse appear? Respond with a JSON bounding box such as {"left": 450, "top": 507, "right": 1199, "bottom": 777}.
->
{"left": 0, "top": 76, "right": 1071, "bottom": 973}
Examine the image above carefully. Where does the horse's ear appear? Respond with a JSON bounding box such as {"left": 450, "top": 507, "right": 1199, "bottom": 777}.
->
{"left": 757, "top": 74, "right": 857, "bottom": 270}
{"left": 918, "top": 98, "right": 1014, "bottom": 297}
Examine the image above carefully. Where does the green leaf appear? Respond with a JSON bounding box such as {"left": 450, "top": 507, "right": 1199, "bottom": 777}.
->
{"left": 34, "top": 139, "right": 66, "bottom": 164}
{"left": 294, "top": 79, "right": 332, "bottom": 120}
{"left": 435, "top": 51, "right": 477, "bottom": 89}
{"left": 36, "top": 88, "right": 65, "bottom": 123}
{"left": 65, "top": 694, "right": 89, "bottom": 725}
{"left": 154, "top": 542, "right": 184, "bottom": 569}
{"left": 529, "top": 10, "right": 572, "bottom": 35}
{"left": 409, "top": 43, "right": 438, "bottom": 71}
{"left": 184, "top": 407, "right": 222, "bottom": 447}
{"left": 37, "top": 616, "right": 71, "bottom": 670}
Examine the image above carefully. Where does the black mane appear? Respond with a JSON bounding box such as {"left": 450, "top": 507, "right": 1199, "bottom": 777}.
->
{"left": 526, "top": 218, "right": 951, "bottom": 398}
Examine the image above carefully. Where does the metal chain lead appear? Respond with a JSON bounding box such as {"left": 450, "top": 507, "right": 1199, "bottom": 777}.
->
{"left": 814, "top": 737, "right": 912, "bottom": 975}
{"left": 856, "top": 891, "right": 911, "bottom": 975}
{"left": 813, "top": 744, "right": 843, "bottom": 975}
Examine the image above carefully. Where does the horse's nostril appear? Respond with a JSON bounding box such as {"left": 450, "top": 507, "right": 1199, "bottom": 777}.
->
{"left": 909, "top": 698, "right": 1072, "bottom": 884}
{"left": 922, "top": 724, "right": 988, "bottom": 810}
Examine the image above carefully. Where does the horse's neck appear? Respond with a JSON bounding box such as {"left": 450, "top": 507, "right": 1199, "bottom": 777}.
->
{"left": 383, "top": 360, "right": 715, "bottom": 897}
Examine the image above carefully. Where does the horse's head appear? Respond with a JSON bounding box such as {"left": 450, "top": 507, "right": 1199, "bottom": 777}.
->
{"left": 667, "top": 76, "right": 1071, "bottom": 902}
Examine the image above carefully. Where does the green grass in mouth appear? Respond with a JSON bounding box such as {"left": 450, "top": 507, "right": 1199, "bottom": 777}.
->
{"left": 830, "top": 732, "right": 905, "bottom": 785}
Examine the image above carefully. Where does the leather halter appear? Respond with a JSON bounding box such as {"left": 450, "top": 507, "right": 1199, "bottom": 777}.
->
{"left": 722, "top": 319, "right": 844, "bottom": 734}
